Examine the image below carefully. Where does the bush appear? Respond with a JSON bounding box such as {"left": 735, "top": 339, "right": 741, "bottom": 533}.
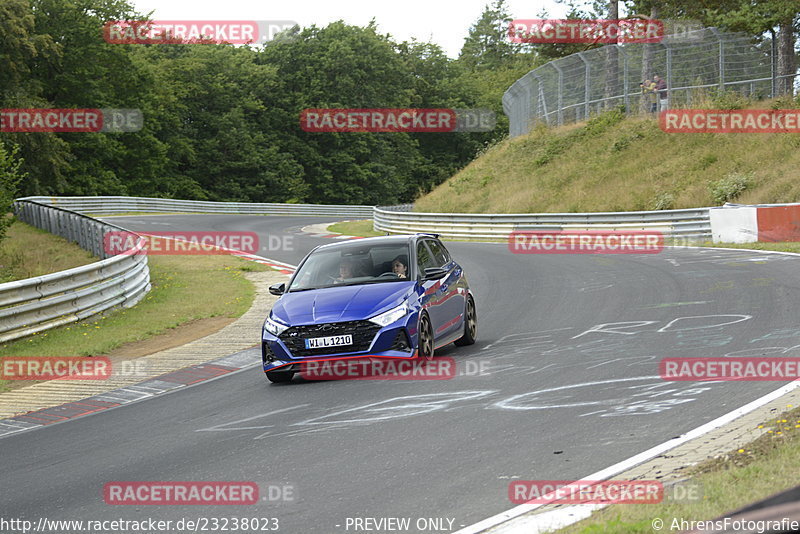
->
{"left": 651, "top": 192, "right": 676, "bottom": 210}
{"left": 0, "top": 141, "right": 25, "bottom": 243}
{"left": 709, "top": 90, "right": 752, "bottom": 110}
{"left": 710, "top": 172, "right": 755, "bottom": 204}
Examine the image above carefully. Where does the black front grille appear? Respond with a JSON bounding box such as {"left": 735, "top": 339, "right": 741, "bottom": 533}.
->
{"left": 279, "top": 320, "right": 381, "bottom": 357}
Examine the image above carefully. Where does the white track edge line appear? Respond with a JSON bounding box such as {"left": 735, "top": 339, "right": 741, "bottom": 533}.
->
{"left": 456, "top": 380, "right": 800, "bottom": 534}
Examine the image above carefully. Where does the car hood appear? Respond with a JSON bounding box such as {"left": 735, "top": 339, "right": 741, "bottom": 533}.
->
{"left": 272, "top": 282, "right": 415, "bottom": 324}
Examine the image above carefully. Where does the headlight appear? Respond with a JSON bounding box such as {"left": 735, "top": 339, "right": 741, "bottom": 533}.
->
{"left": 369, "top": 303, "right": 409, "bottom": 327}
{"left": 263, "top": 315, "right": 289, "bottom": 336}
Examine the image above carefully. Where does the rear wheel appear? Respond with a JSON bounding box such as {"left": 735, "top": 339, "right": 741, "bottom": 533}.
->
{"left": 454, "top": 295, "right": 477, "bottom": 347}
{"left": 417, "top": 314, "right": 434, "bottom": 360}
{"left": 266, "top": 370, "right": 294, "bottom": 383}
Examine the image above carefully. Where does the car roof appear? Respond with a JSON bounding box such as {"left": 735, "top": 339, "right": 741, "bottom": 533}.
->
{"left": 313, "top": 233, "right": 435, "bottom": 251}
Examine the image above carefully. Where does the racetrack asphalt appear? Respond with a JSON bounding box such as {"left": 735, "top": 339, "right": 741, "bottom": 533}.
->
{"left": 3, "top": 214, "right": 800, "bottom": 533}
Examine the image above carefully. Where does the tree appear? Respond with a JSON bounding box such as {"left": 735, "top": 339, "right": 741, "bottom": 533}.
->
{"left": 624, "top": 0, "right": 798, "bottom": 95}
{"left": 0, "top": 140, "right": 25, "bottom": 242}
{"left": 459, "top": 0, "right": 519, "bottom": 70}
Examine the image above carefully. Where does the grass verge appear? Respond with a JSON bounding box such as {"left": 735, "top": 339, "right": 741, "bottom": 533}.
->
{"left": 559, "top": 404, "right": 800, "bottom": 533}
{"left": 0, "top": 220, "right": 97, "bottom": 283}
{"left": 327, "top": 219, "right": 384, "bottom": 237}
{"left": 0, "top": 222, "right": 271, "bottom": 392}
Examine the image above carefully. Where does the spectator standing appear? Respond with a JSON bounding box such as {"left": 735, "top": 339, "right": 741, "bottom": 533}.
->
{"left": 641, "top": 79, "right": 657, "bottom": 113}
{"left": 654, "top": 75, "right": 668, "bottom": 111}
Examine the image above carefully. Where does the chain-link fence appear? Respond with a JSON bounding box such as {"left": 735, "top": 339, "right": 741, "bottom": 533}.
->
{"left": 503, "top": 28, "right": 796, "bottom": 137}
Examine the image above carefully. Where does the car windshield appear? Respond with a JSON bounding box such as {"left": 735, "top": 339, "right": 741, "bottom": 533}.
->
{"left": 288, "top": 242, "right": 412, "bottom": 291}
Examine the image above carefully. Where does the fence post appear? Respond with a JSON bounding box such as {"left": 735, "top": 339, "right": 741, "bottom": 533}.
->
{"left": 553, "top": 62, "right": 564, "bottom": 126}
{"left": 577, "top": 52, "right": 590, "bottom": 120}
{"left": 620, "top": 46, "right": 630, "bottom": 113}
{"left": 666, "top": 43, "right": 673, "bottom": 105}
{"left": 532, "top": 72, "right": 547, "bottom": 126}
{"left": 523, "top": 76, "right": 533, "bottom": 136}
{"left": 770, "top": 28, "right": 777, "bottom": 98}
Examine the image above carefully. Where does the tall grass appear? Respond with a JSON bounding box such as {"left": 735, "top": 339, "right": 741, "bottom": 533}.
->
{"left": 415, "top": 99, "right": 800, "bottom": 214}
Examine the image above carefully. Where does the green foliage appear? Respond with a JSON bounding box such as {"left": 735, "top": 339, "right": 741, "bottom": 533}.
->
{"left": 0, "top": 141, "right": 26, "bottom": 242}
{"left": 709, "top": 90, "right": 752, "bottom": 110}
{"left": 0, "top": 1, "right": 520, "bottom": 206}
{"left": 650, "top": 192, "right": 676, "bottom": 210}
{"left": 533, "top": 108, "right": 626, "bottom": 166}
{"left": 2, "top": 0, "right": 792, "bottom": 208}
{"left": 459, "top": 0, "right": 520, "bottom": 70}
{"left": 710, "top": 172, "right": 755, "bottom": 204}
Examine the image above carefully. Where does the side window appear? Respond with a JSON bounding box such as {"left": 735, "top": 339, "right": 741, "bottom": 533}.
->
{"left": 426, "top": 240, "right": 449, "bottom": 267}
{"left": 416, "top": 241, "right": 436, "bottom": 276}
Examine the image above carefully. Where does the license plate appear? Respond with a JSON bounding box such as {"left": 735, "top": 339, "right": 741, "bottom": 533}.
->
{"left": 305, "top": 334, "right": 353, "bottom": 349}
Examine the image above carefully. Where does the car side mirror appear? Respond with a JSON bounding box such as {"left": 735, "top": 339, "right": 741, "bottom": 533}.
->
{"left": 269, "top": 283, "right": 286, "bottom": 296}
{"left": 423, "top": 267, "right": 448, "bottom": 281}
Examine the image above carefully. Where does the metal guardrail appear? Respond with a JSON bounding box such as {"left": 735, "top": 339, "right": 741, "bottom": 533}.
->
{"left": 373, "top": 206, "right": 711, "bottom": 241}
{"left": 1, "top": 195, "right": 711, "bottom": 342}
{"left": 0, "top": 200, "right": 151, "bottom": 343}
{"left": 19, "top": 196, "right": 375, "bottom": 217}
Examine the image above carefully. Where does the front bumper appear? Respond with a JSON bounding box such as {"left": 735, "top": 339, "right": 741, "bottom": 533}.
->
{"left": 262, "top": 317, "right": 418, "bottom": 373}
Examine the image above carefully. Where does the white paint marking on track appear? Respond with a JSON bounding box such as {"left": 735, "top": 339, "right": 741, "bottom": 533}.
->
{"left": 454, "top": 380, "right": 800, "bottom": 534}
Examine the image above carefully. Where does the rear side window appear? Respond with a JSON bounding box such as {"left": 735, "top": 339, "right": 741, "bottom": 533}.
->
{"left": 416, "top": 241, "right": 437, "bottom": 274}
{"left": 426, "top": 240, "right": 449, "bottom": 267}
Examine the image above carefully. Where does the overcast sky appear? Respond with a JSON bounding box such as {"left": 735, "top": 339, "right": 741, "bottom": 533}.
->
{"left": 127, "top": 0, "right": 574, "bottom": 58}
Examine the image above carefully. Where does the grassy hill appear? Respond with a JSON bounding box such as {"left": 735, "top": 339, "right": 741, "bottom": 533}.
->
{"left": 414, "top": 96, "right": 800, "bottom": 214}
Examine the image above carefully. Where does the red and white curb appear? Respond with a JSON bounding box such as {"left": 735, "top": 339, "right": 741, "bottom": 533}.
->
{"left": 0, "top": 350, "right": 260, "bottom": 439}
{"left": 131, "top": 232, "right": 297, "bottom": 274}
{"left": 230, "top": 252, "right": 296, "bottom": 274}
{"left": 300, "top": 222, "right": 365, "bottom": 240}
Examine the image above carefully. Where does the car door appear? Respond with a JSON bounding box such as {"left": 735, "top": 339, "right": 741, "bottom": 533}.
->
{"left": 416, "top": 240, "right": 447, "bottom": 339}
{"left": 426, "top": 239, "right": 465, "bottom": 339}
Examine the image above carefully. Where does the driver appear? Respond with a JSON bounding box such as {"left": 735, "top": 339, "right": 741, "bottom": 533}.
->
{"left": 334, "top": 258, "right": 356, "bottom": 282}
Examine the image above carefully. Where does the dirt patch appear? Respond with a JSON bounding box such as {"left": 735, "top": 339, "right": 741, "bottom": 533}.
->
{"left": 104, "top": 316, "right": 238, "bottom": 359}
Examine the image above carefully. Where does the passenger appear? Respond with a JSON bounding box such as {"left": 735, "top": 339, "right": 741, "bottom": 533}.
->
{"left": 391, "top": 255, "right": 408, "bottom": 279}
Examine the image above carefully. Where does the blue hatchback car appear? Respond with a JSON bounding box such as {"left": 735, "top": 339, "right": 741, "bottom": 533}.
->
{"left": 261, "top": 234, "right": 476, "bottom": 383}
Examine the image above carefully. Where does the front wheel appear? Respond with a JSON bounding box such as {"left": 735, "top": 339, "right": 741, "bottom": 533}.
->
{"left": 417, "top": 313, "right": 434, "bottom": 360}
{"left": 266, "top": 370, "right": 294, "bottom": 383}
{"left": 454, "top": 295, "right": 477, "bottom": 346}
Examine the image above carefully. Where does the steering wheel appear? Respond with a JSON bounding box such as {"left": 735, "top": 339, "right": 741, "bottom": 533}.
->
{"left": 377, "top": 272, "right": 401, "bottom": 278}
